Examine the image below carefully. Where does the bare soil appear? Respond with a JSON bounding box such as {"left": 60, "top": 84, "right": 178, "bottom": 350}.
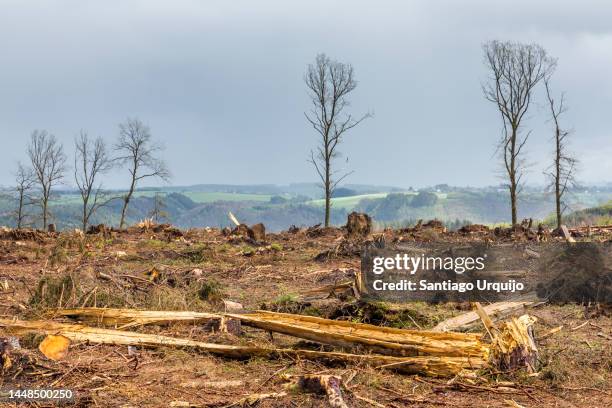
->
{"left": 0, "top": 225, "right": 610, "bottom": 407}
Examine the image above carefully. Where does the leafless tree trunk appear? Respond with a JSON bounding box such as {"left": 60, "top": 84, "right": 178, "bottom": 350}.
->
{"left": 544, "top": 78, "right": 577, "bottom": 228}
{"left": 115, "top": 118, "right": 169, "bottom": 229}
{"left": 27, "top": 130, "right": 67, "bottom": 229}
{"left": 305, "top": 53, "right": 370, "bottom": 227}
{"left": 14, "top": 162, "right": 35, "bottom": 229}
{"left": 74, "top": 131, "right": 114, "bottom": 232}
{"left": 148, "top": 192, "right": 168, "bottom": 223}
{"left": 482, "top": 41, "right": 556, "bottom": 225}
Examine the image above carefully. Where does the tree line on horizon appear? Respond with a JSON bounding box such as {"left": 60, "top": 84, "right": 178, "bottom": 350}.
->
{"left": 6, "top": 40, "right": 578, "bottom": 232}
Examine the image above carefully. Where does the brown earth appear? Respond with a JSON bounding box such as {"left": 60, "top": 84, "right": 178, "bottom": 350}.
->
{"left": 0, "top": 223, "right": 610, "bottom": 407}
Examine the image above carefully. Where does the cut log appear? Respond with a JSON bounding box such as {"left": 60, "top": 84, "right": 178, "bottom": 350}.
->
{"left": 0, "top": 318, "right": 265, "bottom": 359}
{"left": 55, "top": 307, "right": 488, "bottom": 359}
{"left": 49, "top": 308, "right": 540, "bottom": 374}
{"left": 0, "top": 318, "right": 479, "bottom": 377}
{"left": 54, "top": 308, "right": 220, "bottom": 329}
{"left": 38, "top": 334, "right": 70, "bottom": 361}
{"left": 230, "top": 310, "right": 489, "bottom": 359}
{"left": 432, "top": 299, "right": 535, "bottom": 332}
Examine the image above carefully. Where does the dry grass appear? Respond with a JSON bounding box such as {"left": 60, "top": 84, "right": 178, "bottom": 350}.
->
{"left": 0, "top": 226, "right": 610, "bottom": 407}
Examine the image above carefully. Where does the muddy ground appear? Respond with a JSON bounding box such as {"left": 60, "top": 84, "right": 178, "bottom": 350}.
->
{"left": 0, "top": 223, "right": 610, "bottom": 407}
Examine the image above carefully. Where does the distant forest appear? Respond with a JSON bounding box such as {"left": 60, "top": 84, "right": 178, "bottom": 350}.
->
{"left": 2, "top": 184, "right": 610, "bottom": 232}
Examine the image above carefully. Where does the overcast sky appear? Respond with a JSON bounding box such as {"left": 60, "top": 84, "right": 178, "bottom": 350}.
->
{"left": 0, "top": 0, "right": 611, "bottom": 189}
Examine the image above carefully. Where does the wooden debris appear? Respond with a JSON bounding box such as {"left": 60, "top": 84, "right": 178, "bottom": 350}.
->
{"left": 473, "top": 303, "right": 539, "bottom": 372}
{"left": 54, "top": 308, "right": 220, "bottom": 329}
{"left": 223, "top": 300, "right": 245, "bottom": 313}
{"left": 46, "top": 307, "right": 544, "bottom": 376}
{"left": 570, "top": 321, "right": 588, "bottom": 331}
{"left": 179, "top": 379, "right": 244, "bottom": 389}
{"left": 473, "top": 302, "right": 498, "bottom": 340}
{"left": 432, "top": 299, "right": 535, "bottom": 332}
{"left": 490, "top": 314, "right": 538, "bottom": 372}
{"left": 38, "top": 334, "right": 70, "bottom": 361}
{"left": 0, "top": 318, "right": 479, "bottom": 377}
{"left": 559, "top": 225, "right": 576, "bottom": 243}
{"left": 228, "top": 211, "right": 240, "bottom": 227}
{"left": 283, "top": 374, "right": 348, "bottom": 408}
{"left": 230, "top": 310, "right": 489, "bottom": 359}
{"left": 299, "top": 280, "right": 355, "bottom": 299}
{"left": 1, "top": 318, "right": 265, "bottom": 359}
{"left": 504, "top": 399, "right": 526, "bottom": 408}
{"left": 353, "top": 393, "right": 386, "bottom": 408}
{"left": 169, "top": 401, "right": 201, "bottom": 408}
{"left": 223, "top": 392, "right": 287, "bottom": 408}
{"left": 537, "top": 325, "right": 563, "bottom": 340}
{"left": 1, "top": 337, "right": 12, "bottom": 371}
{"left": 55, "top": 307, "right": 488, "bottom": 359}
{"left": 137, "top": 218, "right": 155, "bottom": 230}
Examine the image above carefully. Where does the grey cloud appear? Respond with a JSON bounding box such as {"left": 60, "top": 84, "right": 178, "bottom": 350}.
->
{"left": 0, "top": 0, "right": 610, "bottom": 188}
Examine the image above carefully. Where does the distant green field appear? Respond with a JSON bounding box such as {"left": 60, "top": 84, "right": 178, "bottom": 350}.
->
{"left": 182, "top": 191, "right": 273, "bottom": 203}
{"left": 308, "top": 193, "right": 390, "bottom": 209}
{"left": 51, "top": 190, "right": 274, "bottom": 206}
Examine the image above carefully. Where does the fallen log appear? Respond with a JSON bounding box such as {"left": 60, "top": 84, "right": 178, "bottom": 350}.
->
{"left": 432, "top": 299, "right": 535, "bottom": 332}
{"left": 54, "top": 307, "right": 488, "bottom": 358}
{"left": 54, "top": 308, "right": 220, "bottom": 329}
{"left": 231, "top": 310, "right": 489, "bottom": 359}
{"left": 49, "top": 308, "right": 540, "bottom": 373}
{"left": 0, "top": 318, "right": 264, "bottom": 359}
{"left": 0, "top": 318, "right": 481, "bottom": 377}
{"left": 299, "top": 281, "right": 354, "bottom": 298}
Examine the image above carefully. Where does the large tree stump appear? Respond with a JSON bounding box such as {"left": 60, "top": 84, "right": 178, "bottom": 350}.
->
{"left": 248, "top": 223, "right": 266, "bottom": 242}
{"left": 346, "top": 212, "right": 372, "bottom": 238}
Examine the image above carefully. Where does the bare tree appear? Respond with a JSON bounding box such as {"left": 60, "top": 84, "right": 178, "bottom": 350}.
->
{"left": 148, "top": 192, "right": 168, "bottom": 223}
{"left": 544, "top": 78, "right": 577, "bottom": 228}
{"left": 14, "top": 162, "right": 35, "bottom": 229}
{"left": 74, "top": 131, "right": 114, "bottom": 231}
{"left": 115, "top": 118, "right": 169, "bottom": 229}
{"left": 482, "top": 41, "right": 556, "bottom": 225}
{"left": 305, "top": 53, "right": 370, "bottom": 227}
{"left": 27, "top": 130, "right": 67, "bottom": 229}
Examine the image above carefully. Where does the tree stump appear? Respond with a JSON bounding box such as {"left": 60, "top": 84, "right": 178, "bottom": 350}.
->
{"left": 346, "top": 212, "right": 371, "bottom": 238}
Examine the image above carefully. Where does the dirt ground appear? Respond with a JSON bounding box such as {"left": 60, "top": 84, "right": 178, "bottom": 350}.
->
{"left": 0, "top": 224, "right": 610, "bottom": 407}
